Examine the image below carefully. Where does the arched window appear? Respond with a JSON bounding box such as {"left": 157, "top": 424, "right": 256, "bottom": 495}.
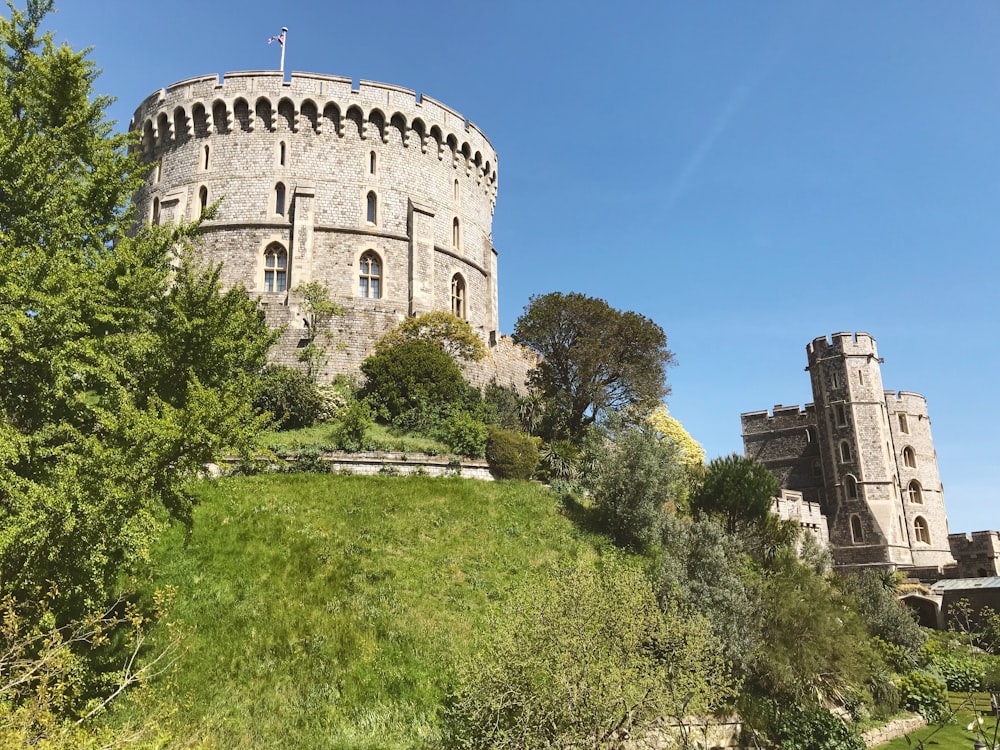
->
{"left": 452, "top": 217, "right": 460, "bottom": 248}
{"left": 274, "top": 183, "right": 286, "bottom": 216}
{"left": 359, "top": 251, "right": 381, "bottom": 299}
{"left": 902, "top": 446, "right": 917, "bottom": 469}
{"left": 366, "top": 191, "right": 377, "bottom": 224}
{"left": 199, "top": 186, "right": 208, "bottom": 213}
{"left": 369, "top": 150, "right": 376, "bottom": 175}
{"left": 151, "top": 197, "right": 160, "bottom": 225}
{"left": 898, "top": 414, "right": 910, "bottom": 434}
{"left": 839, "top": 441, "right": 852, "bottom": 463}
{"left": 453, "top": 178, "right": 460, "bottom": 203}
{"left": 279, "top": 141, "right": 287, "bottom": 166}
{"left": 845, "top": 475, "right": 859, "bottom": 500}
{"left": 907, "top": 480, "right": 923, "bottom": 504}
{"left": 914, "top": 516, "right": 930, "bottom": 544}
{"left": 263, "top": 244, "right": 288, "bottom": 293}
{"left": 451, "top": 274, "right": 466, "bottom": 319}
{"left": 835, "top": 404, "right": 847, "bottom": 426}
{"left": 851, "top": 515, "right": 864, "bottom": 544}
{"left": 203, "top": 144, "right": 210, "bottom": 170}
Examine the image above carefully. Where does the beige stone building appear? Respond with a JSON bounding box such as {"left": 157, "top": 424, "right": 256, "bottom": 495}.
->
{"left": 129, "top": 71, "right": 532, "bottom": 388}
{"left": 742, "top": 332, "right": 955, "bottom": 573}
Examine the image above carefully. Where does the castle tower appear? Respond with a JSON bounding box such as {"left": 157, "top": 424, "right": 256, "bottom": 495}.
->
{"left": 807, "top": 332, "right": 912, "bottom": 568}
{"left": 128, "top": 71, "right": 525, "bottom": 385}
{"left": 885, "top": 391, "right": 953, "bottom": 567}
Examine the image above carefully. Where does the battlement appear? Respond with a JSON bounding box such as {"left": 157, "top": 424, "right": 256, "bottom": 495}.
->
{"left": 807, "top": 331, "right": 878, "bottom": 359}
{"left": 130, "top": 70, "right": 498, "bottom": 196}
{"left": 741, "top": 403, "right": 815, "bottom": 422}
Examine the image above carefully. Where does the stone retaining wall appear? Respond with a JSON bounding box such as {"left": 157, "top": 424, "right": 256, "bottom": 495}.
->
{"left": 224, "top": 451, "right": 492, "bottom": 480}
{"left": 862, "top": 714, "right": 926, "bottom": 748}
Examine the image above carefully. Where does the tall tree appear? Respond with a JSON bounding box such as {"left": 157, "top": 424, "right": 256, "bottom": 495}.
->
{"left": 0, "top": 1, "right": 275, "bottom": 621}
{"left": 690, "top": 454, "right": 778, "bottom": 535}
{"left": 512, "top": 292, "right": 673, "bottom": 441}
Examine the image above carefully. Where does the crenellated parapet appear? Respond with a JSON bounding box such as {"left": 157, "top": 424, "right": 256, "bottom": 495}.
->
{"left": 129, "top": 71, "right": 498, "bottom": 204}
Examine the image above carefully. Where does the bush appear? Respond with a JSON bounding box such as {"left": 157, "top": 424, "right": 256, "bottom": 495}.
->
{"left": 537, "top": 439, "right": 581, "bottom": 482}
{"left": 256, "top": 365, "right": 324, "bottom": 429}
{"left": 897, "top": 670, "right": 948, "bottom": 723}
{"left": 439, "top": 412, "right": 488, "bottom": 458}
{"left": 360, "top": 340, "right": 473, "bottom": 423}
{"left": 330, "top": 399, "right": 372, "bottom": 452}
{"left": 760, "top": 702, "right": 864, "bottom": 750}
{"left": 485, "top": 428, "right": 540, "bottom": 480}
{"left": 840, "top": 570, "right": 925, "bottom": 652}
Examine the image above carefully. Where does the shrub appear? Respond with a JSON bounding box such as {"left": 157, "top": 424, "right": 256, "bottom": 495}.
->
{"left": 840, "top": 570, "right": 925, "bottom": 652}
{"left": 537, "top": 439, "right": 581, "bottom": 482}
{"left": 897, "top": 670, "right": 948, "bottom": 723}
{"left": 330, "top": 399, "right": 372, "bottom": 452}
{"left": 256, "top": 365, "right": 324, "bottom": 429}
{"left": 360, "top": 340, "right": 472, "bottom": 422}
{"left": 439, "top": 412, "right": 488, "bottom": 458}
{"left": 485, "top": 427, "right": 539, "bottom": 480}
{"left": 760, "top": 702, "right": 864, "bottom": 750}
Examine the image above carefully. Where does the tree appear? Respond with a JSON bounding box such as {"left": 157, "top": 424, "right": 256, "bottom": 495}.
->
{"left": 690, "top": 453, "right": 778, "bottom": 535}
{"left": 0, "top": 0, "right": 275, "bottom": 625}
{"left": 292, "top": 281, "right": 343, "bottom": 381}
{"left": 375, "top": 310, "right": 486, "bottom": 362}
{"left": 512, "top": 292, "right": 673, "bottom": 441}
{"left": 444, "top": 558, "right": 732, "bottom": 750}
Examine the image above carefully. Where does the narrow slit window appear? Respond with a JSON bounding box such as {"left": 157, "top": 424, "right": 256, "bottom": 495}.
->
{"left": 899, "top": 414, "right": 909, "bottom": 434}
{"left": 203, "top": 145, "right": 210, "bottom": 170}
{"left": 835, "top": 404, "right": 847, "bottom": 427}
{"left": 454, "top": 179, "right": 460, "bottom": 202}
{"left": 199, "top": 186, "right": 208, "bottom": 213}
{"left": 369, "top": 151, "right": 376, "bottom": 175}
{"left": 366, "top": 191, "right": 377, "bottom": 224}
{"left": 452, "top": 217, "right": 460, "bottom": 248}
{"left": 839, "top": 441, "right": 852, "bottom": 463}
{"left": 275, "top": 183, "right": 286, "bottom": 216}
{"left": 851, "top": 515, "right": 864, "bottom": 544}
{"left": 151, "top": 197, "right": 160, "bottom": 225}
{"left": 279, "top": 141, "right": 287, "bottom": 166}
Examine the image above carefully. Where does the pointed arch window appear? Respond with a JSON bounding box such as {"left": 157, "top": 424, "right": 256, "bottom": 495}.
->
{"left": 279, "top": 141, "right": 287, "bottom": 166}
{"left": 369, "top": 150, "right": 377, "bottom": 175}
{"left": 845, "top": 474, "right": 859, "bottom": 500}
{"left": 264, "top": 244, "right": 288, "bottom": 293}
{"left": 914, "top": 516, "right": 930, "bottom": 544}
{"left": 839, "top": 441, "right": 852, "bottom": 463}
{"left": 451, "top": 274, "right": 466, "bottom": 319}
{"left": 203, "top": 144, "right": 210, "bottom": 170}
{"left": 452, "top": 217, "right": 460, "bottom": 249}
{"left": 907, "top": 480, "right": 923, "bottom": 504}
{"left": 366, "top": 191, "right": 377, "bottom": 224}
{"left": 199, "top": 186, "right": 208, "bottom": 213}
{"left": 274, "top": 183, "right": 286, "bottom": 216}
{"left": 902, "top": 446, "right": 917, "bottom": 469}
{"left": 453, "top": 178, "right": 460, "bottom": 203}
{"left": 151, "top": 197, "right": 160, "bottom": 225}
{"left": 359, "top": 251, "right": 381, "bottom": 299}
{"left": 851, "top": 515, "right": 864, "bottom": 544}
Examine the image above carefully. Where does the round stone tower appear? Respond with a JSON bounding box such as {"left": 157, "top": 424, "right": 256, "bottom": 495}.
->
{"left": 129, "top": 71, "right": 507, "bottom": 381}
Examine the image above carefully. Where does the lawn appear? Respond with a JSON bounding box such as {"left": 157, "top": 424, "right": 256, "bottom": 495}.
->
{"left": 875, "top": 700, "right": 1000, "bottom": 749}
{"left": 258, "top": 422, "right": 450, "bottom": 455}
{"left": 115, "top": 473, "right": 615, "bottom": 749}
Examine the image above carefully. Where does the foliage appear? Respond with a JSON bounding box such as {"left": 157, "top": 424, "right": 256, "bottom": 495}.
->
{"left": 444, "top": 557, "right": 732, "bottom": 750}
{"left": 376, "top": 310, "right": 486, "bottom": 362}
{"left": 646, "top": 404, "right": 704, "bottom": 471}
{"left": 512, "top": 292, "right": 673, "bottom": 441}
{"left": 587, "top": 421, "right": 682, "bottom": 550}
{"left": 360, "top": 339, "right": 474, "bottom": 424}
{"left": 537, "top": 438, "right": 581, "bottom": 482}
{"left": 329, "top": 397, "right": 372, "bottom": 452}
{"left": 0, "top": 2, "right": 275, "bottom": 627}
{"left": 690, "top": 453, "right": 778, "bottom": 534}
{"left": 840, "top": 570, "right": 926, "bottom": 652}
{"left": 291, "top": 282, "right": 343, "bottom": 381}
{"left": 480, "top": 380, "right": 525, "bottom": 431}
{"left": 255, "top": 364, "right": 324, "bottom": 429}
{"left": 0, "top": 585, "right": 181, "bottom": 748}
{"left": 484, "top": 427, "right": 539, "bottom": 480}
{"left": 438, "top": 411, "right": 488, "bottom": 458}
{"left": 896, "top": 671, "right": 949, "bottom": 723}
{"left": 119, "top": 473, "right": 618, "bottom": 748}
{"left": 752, "top": 701, "right": 864, "bottom": 750}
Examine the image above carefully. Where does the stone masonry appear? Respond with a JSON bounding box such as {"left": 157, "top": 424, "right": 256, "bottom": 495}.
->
{"left": 129, "top": 71, "right": 534, "bottom": 387}
{"left": 742, "top": 333, "right": 955, "bottom": 572}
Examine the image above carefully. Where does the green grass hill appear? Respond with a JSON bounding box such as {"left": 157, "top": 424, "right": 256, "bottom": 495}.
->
{"left": 124, "top": 473, "right": 616, "bottom": 749}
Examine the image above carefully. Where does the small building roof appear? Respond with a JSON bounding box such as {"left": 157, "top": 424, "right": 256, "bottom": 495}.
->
{"left": 930, "top": 577, "right": 1000, "bottom": 592}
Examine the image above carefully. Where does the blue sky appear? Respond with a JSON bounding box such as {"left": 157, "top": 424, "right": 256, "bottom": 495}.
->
{"left": 41, "top": 1, "right": 1000, "bottom": 533}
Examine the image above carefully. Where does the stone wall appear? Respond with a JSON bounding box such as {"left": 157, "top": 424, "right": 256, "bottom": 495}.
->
{"left": 861, "top": 715, "right": 926, "bottom": 748}
{"left": 950, "top": 531, "right": 1000, "bottom": 578}
{"left": 129, "top": 71, "right": 530, "bottom": 389}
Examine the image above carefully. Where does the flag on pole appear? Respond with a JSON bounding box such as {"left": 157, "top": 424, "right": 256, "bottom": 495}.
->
{"left": 267, "top": 30, "right": 285, "bottom": 46}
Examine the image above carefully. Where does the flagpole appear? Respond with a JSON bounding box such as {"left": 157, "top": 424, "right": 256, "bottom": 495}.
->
{"left": 280, "top": 27, "right": 288, "bottom": 73}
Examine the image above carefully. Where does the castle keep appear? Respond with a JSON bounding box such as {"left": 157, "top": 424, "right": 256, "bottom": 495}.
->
{"left": 742, "top": 332, "right": 954, "bottom": 572}
{"left": 129, "top": 71, "right": 532, "bottom": 387}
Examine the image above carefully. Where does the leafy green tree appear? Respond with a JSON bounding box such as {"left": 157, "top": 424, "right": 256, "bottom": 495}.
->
{"left": 0, "top": 0, "right": 275, "bottom": 624}
{"left": 444, "top": 558, "right": 732, "bottom": 750}
{"left": 512, "top": 292, "right": 674, "bottom": 441}
{"left": 376, "top": 309, "right": 486, "bottom": 362}
{"left": 690, "top": 453, "right": 778, "bottom": 534}
{"left": 840, "top": 570, "right": 925, "bottom": 652}
{"left": 292, "top": 281, "right": 343, "bottom": 381}
{"left": 587, "top": 420, "right": 682, "bottom": 550}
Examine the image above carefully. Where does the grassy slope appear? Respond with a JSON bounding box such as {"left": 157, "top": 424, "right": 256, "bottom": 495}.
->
{"left": 129, "top": 474, "right": 614, "bottom": 749}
